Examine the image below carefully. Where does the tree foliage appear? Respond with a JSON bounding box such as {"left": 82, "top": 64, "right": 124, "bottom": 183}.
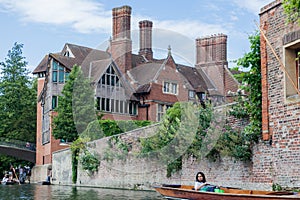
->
{"left": 52, "top": 65, "right": 94, "bottom": 142}
{"left": 0, "top": 42, "right": 36, "bottom": 173}
{"left": 140, "top": 102, "right": 214, "bottom": 177}
{"left": 283, "top": 0, "right": 300, "bottom": 24}
{"left": 52, "top": 64, "right": 97, "bottom": 183}
{"left": 0, "top": 42, "right": 36, "bottom": 142}
{"left": 233, "top": 31, "right": 262, "bottom": 140}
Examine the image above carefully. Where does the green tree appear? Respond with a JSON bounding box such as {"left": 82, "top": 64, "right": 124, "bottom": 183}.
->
{"left": 0, "top": 42, "right": 36, "bottom": 142}
{"left": 234, "top": 31, "right": 262, "bottom": 140}
{"left": 140, "top": 102, "right": 211, "bottom": 177}
{"left": 52, "top": 64, "right": 94, "bottom": 142}
{"left": 283, "top": 0, "right": 300, "bottom": 24}
{"left": 52, "top": 64, "right": 95, "bottom": 184}
{"left": 0, "top": 43, "right": 36, "bottom": 174}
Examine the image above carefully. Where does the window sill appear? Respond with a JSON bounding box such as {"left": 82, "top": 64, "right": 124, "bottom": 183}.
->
{"left": 286, "top": 94, "right": 300, "bottom": 104}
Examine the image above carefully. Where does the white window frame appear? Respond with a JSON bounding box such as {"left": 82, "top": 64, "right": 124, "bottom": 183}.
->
{"left": 163, "top": 81, "right": 178, "bottom": 95}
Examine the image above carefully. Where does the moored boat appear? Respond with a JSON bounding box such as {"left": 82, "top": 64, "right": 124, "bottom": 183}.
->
{"left": 154, "top": 184, "right": 300, "bottom": 200}
{"left": 41, "top": 181, "right": 51, "bottom": 185}
{"left": 1, "top": 180, "right": 17, "bottom": 185}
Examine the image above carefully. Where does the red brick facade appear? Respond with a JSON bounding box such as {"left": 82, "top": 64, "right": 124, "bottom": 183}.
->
{"left": 259, "top": 0, "right": 300, "bottom": 187}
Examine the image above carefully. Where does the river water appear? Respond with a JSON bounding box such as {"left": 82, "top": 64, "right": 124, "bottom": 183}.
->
{"left": 0, "top": 184, "right": 164, "bottom": 200}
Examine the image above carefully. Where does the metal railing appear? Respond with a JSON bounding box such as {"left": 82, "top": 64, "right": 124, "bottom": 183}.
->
{"left": 0, "top": 137, "right": 36, "bottom": 151}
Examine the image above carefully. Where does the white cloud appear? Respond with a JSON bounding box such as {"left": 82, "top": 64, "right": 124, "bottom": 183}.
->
{"left": 154, "top": 20, "right": 227, "bottom": 39}
{"left": 232, "top": 0, "right": 274, "bottom": 15}
{"left": 0, "top": 0, "right": 112, "bottom": 33}
{"left": 0, "top": 0, "right": 228, "bottom": 38}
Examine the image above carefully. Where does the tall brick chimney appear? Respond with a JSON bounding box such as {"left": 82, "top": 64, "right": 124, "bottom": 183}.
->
{"left": 195, "top": 34, "right": 228, "bottom": 96}
{"left": 138, "top": 20, "right": 153, "bottom": 60}
{"left": 196, "top": 33, "right": 227, "bottom": 64}
{"left": 110, "top": 5, "right": 132, "bottom": 74}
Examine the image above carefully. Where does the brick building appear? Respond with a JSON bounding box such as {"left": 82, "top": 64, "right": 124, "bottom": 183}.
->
{"left": 259, "top": 0, "right": 300, "bottom": 187}
{"left": 33, "top": 5, "right": 239, "bottom": 165}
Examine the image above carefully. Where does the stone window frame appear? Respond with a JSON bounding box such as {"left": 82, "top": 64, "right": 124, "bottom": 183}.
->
{"left": 283, "top": 38, "right": 300, "bottom": 103}
{"left": 163, "top": 81, "right": 178, "bottom": 95}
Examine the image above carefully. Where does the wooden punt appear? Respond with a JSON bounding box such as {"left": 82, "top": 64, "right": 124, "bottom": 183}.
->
{"left": 154, "top": 184, "right": 300, "bottom": 200}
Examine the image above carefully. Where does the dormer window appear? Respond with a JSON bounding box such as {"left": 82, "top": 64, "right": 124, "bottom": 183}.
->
{"left": 64, "top": 51, "right": 70, "bottom": 57}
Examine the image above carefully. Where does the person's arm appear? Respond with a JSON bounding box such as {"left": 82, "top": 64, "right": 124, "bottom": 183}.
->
{"left": 195, "top": 182, "right": 208, "bottom": 190}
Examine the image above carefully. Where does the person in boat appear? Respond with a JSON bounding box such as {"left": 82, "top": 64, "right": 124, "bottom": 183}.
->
{"left": 18, "top": 165, "right": 26, "bottom": 184}
{"left": 194, "top": 171, "right": 209, "bottom": 191}
{"left": 1, "top": 174, "right": 9, "bottom": 185}
{"left": 8, "top": 165, "right": 14, "bottom": 181}
{"left": 25, "top": 165, "right": 31, "bottom": 184}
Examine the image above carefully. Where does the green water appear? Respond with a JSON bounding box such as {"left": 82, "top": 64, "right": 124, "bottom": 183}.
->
{"left": 0, "top": 184, "right": 163, "bottom": 200}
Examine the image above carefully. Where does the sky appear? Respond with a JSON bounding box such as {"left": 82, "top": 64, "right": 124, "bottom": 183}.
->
{"left": 0, "top": 0, "right": 274, "bottom": 73}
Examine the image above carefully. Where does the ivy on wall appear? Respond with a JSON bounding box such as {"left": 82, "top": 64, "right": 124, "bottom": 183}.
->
{"left": 283, "top": 0, "right": 300, "bottom": 25}
{"left": 71, "top": 137, "right": 100, "bottom": 177}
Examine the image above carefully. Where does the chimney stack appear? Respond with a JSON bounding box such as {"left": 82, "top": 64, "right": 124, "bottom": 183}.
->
{"left": 196, "top": 33, "right": 227, "bottom": 65}
{"left": 195, "top": 33, "right": 228, "bottom": 97}
{"left": 139, "top": 20, "right": 153, "bottom": 60}
{"left": 110, "top": 5, "right": 132, "bottom": 74}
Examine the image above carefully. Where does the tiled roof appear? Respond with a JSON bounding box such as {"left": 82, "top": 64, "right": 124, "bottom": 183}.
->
{"left": 197, "top": 68, "right": 222, "bottom": 96}
{"left": 128, "top": 62, "right": 163, "bottom": 85}
{"left": 50, "top": 53, "right": 78, "bottom": 71}
{"left": 135, "top": 83, "right": 151, "bottom": 94}
{"left": 32, "top": 43, "right": 110, "bottom": 74}
{"left": 176, "top": 64, "right": 208, "bottom": 93}
{"left": 79, "top": 48, "right": 110, "bottom": 77}
{"left": 32, "top": 55, "right": 49, "bottom": 74}
{"left": 88, "top": 59, "right": 112, "bottom": 83}
{"left": 34, "top": 42, "right": 229, "bottom": 98}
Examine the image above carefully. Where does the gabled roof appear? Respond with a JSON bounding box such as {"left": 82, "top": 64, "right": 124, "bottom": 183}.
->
{"left": 90, "top": 60, "right": 138, "bottom": 101}
{"left": 128, "top": 62, "right": 163, "bottom": 85}
{"left": 50, "top": 53, "right": 78, "bottom": 71}
{"left": 88, "top": 59, "right": 112, "bottom": 84}
{"left": 176, "top": 64, "right": 208, "bottom": 93}
{"left": 33, "top": 55, "right": 49, "bottom": 74}
{"left": 34, "top": 42, "right": 227, "bottom": 99}
{"left": 32, "top": 43, "right": 110, "bottom": 74}
{"left": 196, "top": 68, "right": 222, "bottom": 96}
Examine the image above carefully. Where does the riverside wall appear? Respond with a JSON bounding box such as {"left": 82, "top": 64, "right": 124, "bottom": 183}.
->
{"left": 31, "top": 123, "right": 281, "bottom": 191}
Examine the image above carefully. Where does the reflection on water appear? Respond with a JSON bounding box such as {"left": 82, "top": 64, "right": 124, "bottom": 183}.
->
{"left": 0, "top": 184, "right": 163, "bottom": 200}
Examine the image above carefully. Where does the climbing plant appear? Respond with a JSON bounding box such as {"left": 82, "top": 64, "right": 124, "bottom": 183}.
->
{"left": 71, "top": 137, "right": 100, "bottom": 176}
{"left": 139, "top": 102, "right": 215, "bottom": 177}
{"left": 283, "top": 0, "right": 300, "bottom": 24}
{"left": 231, "top": 31, "right": 262, "bottom": 144}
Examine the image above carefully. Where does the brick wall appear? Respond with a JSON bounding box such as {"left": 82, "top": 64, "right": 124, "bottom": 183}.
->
{"left": 259, "top": 0, "right": 300, "bottom": 188}
{"left": 47, "top": 118, "right": 272, "bottom": 191}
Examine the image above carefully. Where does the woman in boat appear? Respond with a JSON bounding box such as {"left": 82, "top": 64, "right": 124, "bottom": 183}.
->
{"left": 194, "top": 171, "right": 209, "bottom": 190}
